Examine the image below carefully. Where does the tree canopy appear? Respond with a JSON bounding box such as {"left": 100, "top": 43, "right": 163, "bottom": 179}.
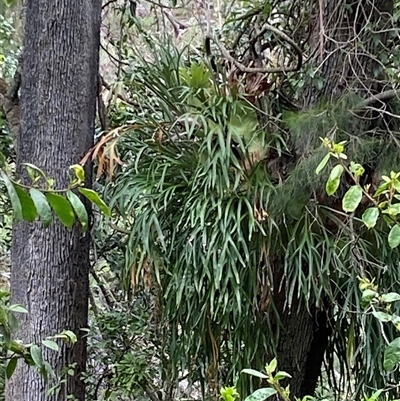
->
{"left": 2, "top": 0, "right": 400, "bottom": 400}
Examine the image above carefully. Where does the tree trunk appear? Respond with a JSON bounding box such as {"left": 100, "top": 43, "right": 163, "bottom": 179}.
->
{"left": 273, "top": 0, "right": 393, "bottom": 398}
{"left": 6, "top": 0, "right": 101, "bottom": 400}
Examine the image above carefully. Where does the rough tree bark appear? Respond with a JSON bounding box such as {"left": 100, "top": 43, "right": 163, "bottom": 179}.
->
{"left": 6, "top": 0, "right": 101, "bottom": 400}
{"left": 272, "top": 0, "right": 393, "bottom": 398}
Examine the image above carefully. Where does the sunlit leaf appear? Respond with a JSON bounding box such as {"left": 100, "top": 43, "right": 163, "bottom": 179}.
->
{"left": 69, "top": 164, "right": 85, "bottom": 183}
{"left": 388, "top": 225, "right": 400, "bottom": 249}
{"left": 372, "top": 311, "right": 392, "bottom": 322}
{"left": 274, "top": 371, "right": 292, "bottom": 380}
{"left": 78, "top": 187, "right": 111, "bottom": 216}
{"left": 244, "top": 388, "right": 277, "bottom": 401}
{"left": 315, "top": 153, "right": 330, "bottom": 175}
{"left": 381, "top": 293, "right": 400, "bottom": 303}
{"left": 326, "top": 164, "right": 343, "bottom": 196}
{"left": 241, "top": 369, "right": 268, "bottom": 379}
{"left": 362, "top": 207, "right": 379, "bottom": 229}
{"left": 342, "top": 185, "right": 363, "bottom": 212}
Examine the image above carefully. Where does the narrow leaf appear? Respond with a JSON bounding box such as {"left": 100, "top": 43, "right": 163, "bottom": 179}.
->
{"left": 6, "top": 358, "right": 18, "bottom": 379}
{"left": 241, "top": 369, "right": 268, "bottom": 379}
{"left": 29, "top": 188, "right": 52, "bottom": 228}
{"left": 45, "top": 193, "right": 75, "bottom": 228}
{"left": 78, "top": 188, "right": 111, "bottom": 216}
{"left": 342, "top": 185, "right": 363, "bottom": 212}
{"left": 362, "top": 207, "right": 379, "bottom": 229}
{"left": 0, "top": 170, "right": 22, "bottom": 221}
{"left": 389, "top": 225, "right": 400, "bottom": 249}
{"left": 67, "top": 191, "right": 88, "bottom": 231}
{"left": 316, "top": 153, "right": 330, "bottom": 175}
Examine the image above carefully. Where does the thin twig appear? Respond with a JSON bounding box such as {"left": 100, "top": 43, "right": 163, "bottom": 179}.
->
{"left": 207, "top": 23, "right": 303, "bottom": 73}
{"left": 354, "top": 89, "right": 400, "bottom": 109}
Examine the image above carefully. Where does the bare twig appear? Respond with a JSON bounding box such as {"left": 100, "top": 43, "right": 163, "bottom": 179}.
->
{"left": 207, "top": 23, "right": 303, "bottom": 73}
{"left": 355, "top": 89, "right": 400, "bottom": 109}
{"left": 90, "top": 268, "right": 116, "bottom": 308}
{"left": 162, "top": 10, "right": 188, "bottom": 37}
{"left": 100, "top": 43, "right": 130, "bottom": 66}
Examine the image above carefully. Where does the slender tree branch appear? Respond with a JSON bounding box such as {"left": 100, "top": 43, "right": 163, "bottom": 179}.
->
{"left": 100, "top": 43, "right": 130, "bottom": 66}
{"left": 207, "top": 23, "right": 303, "bottom": 73}
{"left": 355, "top": 89, "right": 400, "bottom": 109}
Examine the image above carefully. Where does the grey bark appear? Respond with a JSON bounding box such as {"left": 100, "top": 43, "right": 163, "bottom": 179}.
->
{"left": 6, "top": 0, "right": 102, "bottom": 400}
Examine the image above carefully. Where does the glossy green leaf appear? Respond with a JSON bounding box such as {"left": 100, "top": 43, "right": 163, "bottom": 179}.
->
{"left": 8, "top": 304, "right": 28, "bottom": 314}
{"left": 30, "top": 344, "right": 43, "bottom": 368}
{"left": 70, "top": 164, "right": 85, "bottom": 183}
{"left": 0, "top": 170, "right": 22, "bottom": 221}
{"left": 342, "top": 185, "right": 363, "bottom": 212}
{"left": 361, "top": 289, "right": 378, "bottom": 304}
{"left": 372, "top": 311, "right": 392, "bottom": 322}
{"left": 274, "top": 371, "right": 292, "bottom": 380}
{"left": 362, "top": 207, "right": 379, "bottom": 229}
{"left": 54, "top": 330, "right": 77, "bottom": 343}
{"left": 67, "top": 190, "right": 88, "bottom": 231}
{"left": 45, "top": 193, "right": 75, "bottom": 228}
{"left": 326, "top": 164, "right": 343, "bottom": 196}
{"left": 23, "top": 163, "right": 48, "bottom": 181}
{"left": 43, "top": 361, "right": 56, "bottom": 379}
{"left": 6, "top": 358, "right": 18, "bottom": 379}
{"left": 241, "top": 369, "right": 268, "bottom": 379}
{"left": 384, "top": 337, "right": 400, "bottom": 371}
{"left": 78, "top": 187, "right": 111, "bottom": 216}
{"left": 381, "top": 293, "right": 400, "bottom": 303}
{"left": 14, "top": 185, "right": 37, "bottom": 222}
{"left": 42, "top": 340, "right": 59, "bottom": 352}
{"left": 4, "top": 0, "right": 17, "bottom": 7}
{"left": 267, "top": 358, "right": 277, "bottom": 374}
{"left": 384, "top": 203, "right": 400, "bottom": 216}
{"left": 244, "top": 388, "right": 277, "bottom": 401}
{"left": 316, "top": 153, "right": 330, "bottom": 175}
{"left": 29, "top": 188, "right": 53, "bottom": 228}
{"left": 389, "top": 225, "right": 400, "bottom": 249}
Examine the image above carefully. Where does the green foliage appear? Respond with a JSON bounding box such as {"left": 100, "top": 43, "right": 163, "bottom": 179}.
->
{"left": 317, "top": 138, "right": 400, "bottom": 248}
{"left": 225, "top": 359, "right": 318, "bottom": 401}
{"left": 105, "top": 39, "right": 274, "bottom": 394}
{"left": 359, "top": 277, "right": 400, "bottom": 382}
{"left": 0, "top": 13, "right": 19, "bottom": 80}
{"left": 0, "top": 289, "right": 77, "bottom": 384}
{"left": 83, "top": 296, "right": 160, "bottom": 401}
{"left": 0, "top": 157, "right": 110, "bottom": 231}
{"left": 96, "top": 37, "right": 400, "bottom": 399}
